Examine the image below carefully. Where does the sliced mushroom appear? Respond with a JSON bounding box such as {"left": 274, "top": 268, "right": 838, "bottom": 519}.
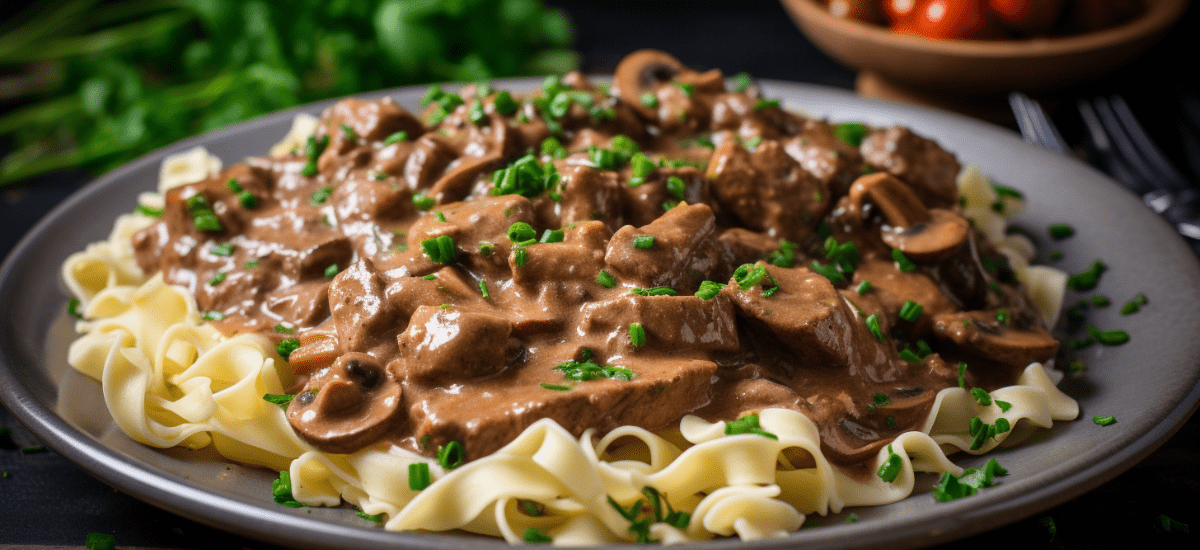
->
{"left": 848, "top": 172, "right": 987, "bottom": 309}
{"left": 848, "top": 172, "right": 969, "bottom": 263}
{"left": 287, "top": 327, "right": 339, "bottom": 374}
{"left": 613, "top": 49, "right": 723, "bottom": 120}
{"left": 287, "top": 353, "right": 403, "bottom": 454}
{"left": 932, "top": 311, "right": 1059, "bottom": 369}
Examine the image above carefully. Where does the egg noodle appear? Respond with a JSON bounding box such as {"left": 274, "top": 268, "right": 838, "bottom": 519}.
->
{"left": 62, "top": 133, "right": 1078, "bottom": 544}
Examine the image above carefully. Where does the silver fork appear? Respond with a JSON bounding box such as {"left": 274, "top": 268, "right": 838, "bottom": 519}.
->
{"left": 1078, "top": 95, "right": 1200, "bottom": 240}
{"left": 1008, "top": 92, "right": 1071, "bottom": 156}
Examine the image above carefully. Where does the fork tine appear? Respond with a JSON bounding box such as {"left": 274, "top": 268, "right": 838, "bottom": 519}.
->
{"left": 1007, "top": 92, "right": 1070, "bottom": 156}
{"left": 1110, "top": 95, "right": 1191, "bottom": 191}
{"left": 1092, "top": 96, "right": 1164, "bottom": 191}
{"left": 1078, "top": 98, "right": 1153, "bottom": 198}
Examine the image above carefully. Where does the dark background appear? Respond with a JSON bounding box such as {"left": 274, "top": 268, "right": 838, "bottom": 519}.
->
{"left": 2, "top": 1, "right": 1198, "bottom": 548}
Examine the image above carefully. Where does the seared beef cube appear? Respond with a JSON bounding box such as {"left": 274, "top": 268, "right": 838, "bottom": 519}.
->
{"left": 534, "top": 164, "right": 625, "bottom": 231}
{"left": 578, "top": 293, "right": 740, "bottom": 357}
{"left": 604, "top": 202, "right": 720, "bottom": 293}
{"left": 407, "top": 194, "right": 535, "bottom": 278}
{"left": 860, "top": 126, "right": 961, "bottom": 209}
{"left": 396, "top": 305, "right": 512, "bottom": 385}
{"left": 723, "top": 263, "right": 902, "bottom": 382}
{"left": 705, "top": 139, "right": 831, "bottom": 242}
{"left": 783, "top": 119, "right": 863, "bottom": 198}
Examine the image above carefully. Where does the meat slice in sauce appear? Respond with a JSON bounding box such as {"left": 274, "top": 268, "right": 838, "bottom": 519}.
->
{"left": 131, "top": 50, "right": 1059, "bottom": 468}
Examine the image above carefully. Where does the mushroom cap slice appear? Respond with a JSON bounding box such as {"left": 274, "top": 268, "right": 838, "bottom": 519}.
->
{"left": 848, "top": 172, "right": 969, "bottom": 263}
{"left": 613, "top": 49, "right": 687, "bottom": 119}
{"left": 287, "top": 353, "right": 403, "bottom": 454}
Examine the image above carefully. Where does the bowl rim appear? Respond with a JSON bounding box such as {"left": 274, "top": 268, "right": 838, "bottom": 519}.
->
{"left": 784, "top": 0, "right": 1189, "bottom": 59}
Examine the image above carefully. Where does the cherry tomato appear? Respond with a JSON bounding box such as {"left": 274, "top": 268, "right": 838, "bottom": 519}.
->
{"left": 882, "top": 0, "right": 921, "bottom": 25}
{"left": 987, "top": 0, "right": 1063, "bottom": 35}
{"left": 904, "top": 0, "right": 997, "bottom": 40}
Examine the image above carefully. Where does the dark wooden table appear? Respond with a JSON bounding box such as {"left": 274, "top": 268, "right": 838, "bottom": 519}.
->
{"left": 2, "top": 1, "right": 1197, "bottom": 548}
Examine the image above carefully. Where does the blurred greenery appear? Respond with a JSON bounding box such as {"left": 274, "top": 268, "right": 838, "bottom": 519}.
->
{"left": 0, "top": 0, "right": 579, "bottom": 186}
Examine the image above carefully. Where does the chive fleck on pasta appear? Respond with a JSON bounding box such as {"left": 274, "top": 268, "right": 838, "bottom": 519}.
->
{"left": 408, "top": 462, "right": 431, "bottom": 490}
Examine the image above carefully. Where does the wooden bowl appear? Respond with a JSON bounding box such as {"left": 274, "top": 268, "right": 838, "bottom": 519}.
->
{"left": 780, "top": 0, "right": 1188, "bottom": 95}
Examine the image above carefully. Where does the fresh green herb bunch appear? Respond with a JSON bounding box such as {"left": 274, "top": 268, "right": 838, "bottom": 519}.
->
{"left": 0, "top": 0, "right": 579, "bottom": 186}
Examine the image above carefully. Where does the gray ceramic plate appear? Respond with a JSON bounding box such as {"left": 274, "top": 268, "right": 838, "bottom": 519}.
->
{"left": 2, "top": 80, "right": 1199, "bottom": 550}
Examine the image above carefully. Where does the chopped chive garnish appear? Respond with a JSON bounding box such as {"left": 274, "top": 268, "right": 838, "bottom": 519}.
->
{"left": 811, "top": 261, "right": 846, "bottom": 284}
{"left": 422, "top": 274, "right": 437, "bottom": 280}
{"left": 886, "top": 416, "right": 897, "bottom": 428}
{"left": 437, "top": 441, "right": 464, "bottom": 469}
{"left": 271, "top": 470, "right": 304, "bottom": 508}
{"left": 996, "top": 400, "right": 1012, "bottom": 412}
{"left": 540, "top": 382, "right": 570, "bottom": 391}
{"left": 539, "top": 228, "right": 564, "bottom": 243}
{"left": 523, "top": 527, "right": 553, "bottom": 543}
{"left": 754, "top": 98, "right": 780, "bottom": 111}
{"left": 629, "top": 322, "right": 646, "bottom": 347}
{"left": 633, "top": 235, "right": 655, "bottom": 249}
{"left": 666, "top": 175, "right": 686, "bottom": 200}
{"left": 630, "top": 286, "right": 678, "bottom": 296}
{"left": 408, "top": 462, "right": 431, "bottom": 490}
{"left": 876, "top": 446, "right": 902, "bottom": 483}
{"left": 899, "top": 348, "right": 921, "bottom": 363}
{"left": 865, "top": 314, "right": 884, "bottom": 342}
{"left": 185, "top": 194, "right": 223, "bottom": 232}
{"left": 1120, "top": 293, "right": 1148, "bottom": 315}
{"left": 67, "top": 298, "right": 83, "bottom": 319}
{"left": 554, "top": 359, "right": 634, "bottom": 382}
{"left": 209, "top": 272, "right": 226, "bottom": 286}
{"left": 310, "top": 186, "right": 332, "bottom": 204}
{"left": 277, "top": 339, "right": 300, "bottom": 360}
{"left": 341, "top": 124, "right": 358, "bottom": 141}
{"left": 833, "top": 123, "right": 868, "bottom": 147}
{"left": 892, "top": 249, "right": 916, "bottom": 272}
{"left": 492, "top": 91, "right": 518, "bottom": 116}
{"left": 383, "top": 131, "right": 409, "bottom": 145}
{"left": 324, "top": 264, "right": 339, "bottom": 278}
{"left": 1093, "top": 415, "right": 1117, "bottom": 426}
{"left": 136, "top": 204, "right": 163, "bottom": 217}
{"left": 1049, "top": 224, "right": 1074, "bottom": 240}
{"left": 263, "top": 393, "right": 295, "bottom": 410}
{"left": 356, "top": 510, "right": 383, "bottom": 523}
{"left": 1066, "top": 260, "right": 1107, "bottom": 291}
{"left": 873, "top": 393, "right": 891, "bottom": 407}
{"left": 724, "top": 413, "right": 778, "bottom": 440}
{"left": 507, "top": 222, "right": 536, "bottom": 242}
{"left": 1088, "top": 326, "right": 1129, "bottom": 345}
{"left": 478, "top": 241, "right": 495, "bottom": 257}
{"left": 421, "top": 235, "right": 457, "bottom": 264}
{"left": 673, "top": 81, "right": 695, "bottom": 96}
{"left": 767, "top": 240, "right": 797, "bottom": 268}
{"left": 468, "top": 100, "right": 487, "bottom": 125}
{"left": 434, "top": 211, "right": 446, "bottom": 223}
{"left": 412, "top": 193, "right": 435, "bottom": 211}
{"left": 300, "top": 134, "right": 330, "bottom": 177}
{"left": 540, "top": 136, "right": 565, "bottom": 158}
{"left": 855, "top": 280, "right": 873, "bottom": 295}
{"left": 996, "top": 308, "right": 1009, "bottom": 323}
{"left": 970, "top": 387, "right": 992, "bottom": 406}
{"left": 201, "top": 310, "right": 225, "bottom": 321}
{"left": 478, "top": 280, "right": 490, "bottom": 299}
{"left": 596, "top": 269, "right": 616, "bottom": 288}
{"left": 695, "top": 280, "right": 725, "bottom": 300}
{"left": 640, "top": 91, "right": 659, "bottom": 107}
{"left": 732, "top": 72, "right": 754, "bottom": 92}
{"left": 274, "top": 323, "right": 296, "bottom": 334}
{"left": 210, "top": 242, "right": 235, "bottom": 256}
{"left": 958, "top": 363, "right": 968, "bottom": 388}
{"left": 898, "top": 300, "right": 923, "bottom": 322}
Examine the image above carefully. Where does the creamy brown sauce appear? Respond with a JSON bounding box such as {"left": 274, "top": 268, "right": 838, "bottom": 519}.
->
{"left": 131, "top": 50, "right": 1057, "bottom": 466}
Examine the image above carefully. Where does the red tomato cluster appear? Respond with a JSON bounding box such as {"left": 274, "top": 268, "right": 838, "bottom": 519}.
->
{"left": 824, "top": 0, "right": 1146, "bottom": 40}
